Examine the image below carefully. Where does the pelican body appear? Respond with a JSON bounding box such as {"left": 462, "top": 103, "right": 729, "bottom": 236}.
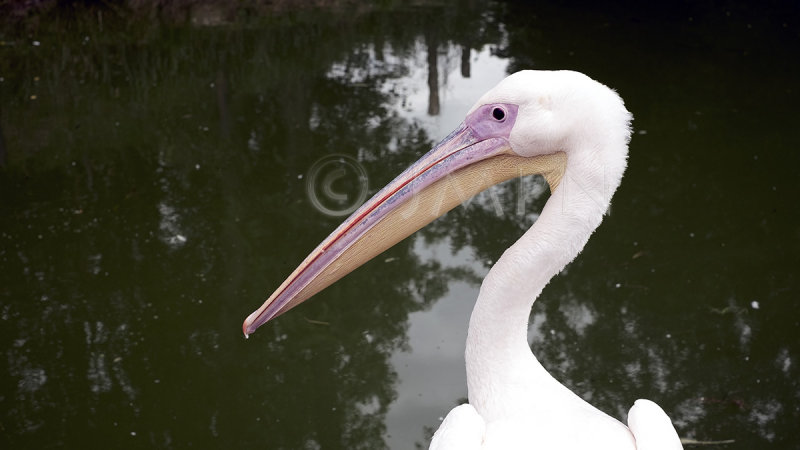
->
{"left": 243, "top": 71, "right": 683, "bottom": 449}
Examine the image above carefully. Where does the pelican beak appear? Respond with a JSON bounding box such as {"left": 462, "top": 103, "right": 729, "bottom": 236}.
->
{"left": 243, "top": 105, "right": 566, "bottom": 337}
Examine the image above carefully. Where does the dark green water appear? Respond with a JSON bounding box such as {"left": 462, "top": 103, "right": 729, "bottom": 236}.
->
{"left": 1, "top": 1, "right": 798, "bottom": 448}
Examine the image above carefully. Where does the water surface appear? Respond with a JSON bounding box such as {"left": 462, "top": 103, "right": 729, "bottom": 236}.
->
{"left": 1, "top": 2, "right": 799, "bottom": 448}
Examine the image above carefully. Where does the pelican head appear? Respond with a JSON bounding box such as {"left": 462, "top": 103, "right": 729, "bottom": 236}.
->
{"left": 243, "top": 70, "right": 631, "bottom": 336}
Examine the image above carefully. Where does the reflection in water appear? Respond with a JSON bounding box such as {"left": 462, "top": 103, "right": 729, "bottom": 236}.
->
{"left": 1, "top": 1, "right": 799, "bottom": 449}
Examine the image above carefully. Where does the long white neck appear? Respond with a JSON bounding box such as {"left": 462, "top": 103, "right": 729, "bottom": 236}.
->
{"left": 465, "top": 152, "right": 619, "bottom": 421}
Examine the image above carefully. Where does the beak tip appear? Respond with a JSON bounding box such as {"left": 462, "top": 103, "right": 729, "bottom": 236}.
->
{"left": 242, "top": 320, "right": 251, "bottom": 338}
{"left": 243, "top": 306, "right": 275, "bottom": 337}
{"left": 242, "top": 312, "right": 258, "bottom": 338}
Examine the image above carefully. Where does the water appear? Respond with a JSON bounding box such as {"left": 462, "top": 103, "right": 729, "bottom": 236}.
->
{"left": 1, "top": 2, "right": 798, "bottom": 448}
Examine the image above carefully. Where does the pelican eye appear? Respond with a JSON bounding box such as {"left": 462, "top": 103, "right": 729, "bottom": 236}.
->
{"left": 491, "top": 107, "right": 506, "bottom": 121}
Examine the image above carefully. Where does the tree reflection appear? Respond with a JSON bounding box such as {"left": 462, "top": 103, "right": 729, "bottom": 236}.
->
{"left": 3, "top": 1, "right": 797, "bottom": 449}
{"left": 419, "top": 2, "right": 800, "bottom": 448}
{"left": 0, "top": 2, "right": 503, "bottom": 448}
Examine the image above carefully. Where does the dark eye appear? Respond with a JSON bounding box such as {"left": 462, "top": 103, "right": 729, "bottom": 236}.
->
{"left": 491, "top": 107, "right": 506, "bottom": 121}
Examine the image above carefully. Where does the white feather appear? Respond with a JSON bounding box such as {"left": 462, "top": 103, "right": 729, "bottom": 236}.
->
{"left": 430, "top": 71, "right": 682, "bottom": 449}
{"left": 628, "top": 400, "right": 684, "bottom": 450}
{"left": 430, "top": 404, "right": 485, "bottom": 450}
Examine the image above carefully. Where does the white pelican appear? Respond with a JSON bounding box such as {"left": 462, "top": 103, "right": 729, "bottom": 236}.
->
{"left": 243, "top": 70, "right": 683, "bottom": 449}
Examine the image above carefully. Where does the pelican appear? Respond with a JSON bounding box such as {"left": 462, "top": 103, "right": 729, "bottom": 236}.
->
{"left": 243, "top": 70, "right": 683, "bottom": 449}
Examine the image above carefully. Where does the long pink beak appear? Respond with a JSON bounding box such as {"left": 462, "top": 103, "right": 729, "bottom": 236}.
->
{"left": 242, "top": 102, "right": 570, "bottom": 337}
